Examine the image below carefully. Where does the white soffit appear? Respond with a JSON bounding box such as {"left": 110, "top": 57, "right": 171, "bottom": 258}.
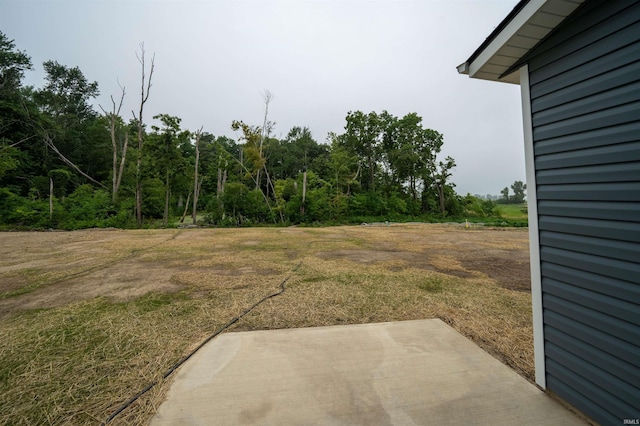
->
{"left": 461, "top": 0, "right": 585, "bottom": 84}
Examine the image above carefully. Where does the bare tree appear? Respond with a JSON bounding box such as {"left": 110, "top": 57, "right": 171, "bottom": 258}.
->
{"left": 49, "top": 177, "right": 53, "bottom": 220}
{"left": 433, "top": 156, "right": 456, "bottom": 216}
{"left": 301, "top": 170, "right": 307, "bottom": 216}
{"left": 217, "top": 167, "right": 227, "bottom": 198}
{"left": 179, "top": 191, "right": 192, "bottom": 224}
{"left": 256, "top": 90, "right": 273, "bottom": 191}
{"left": 99, "top": 82, "right": 128, "bottom": 202}
{"left": 132, "top": 43, "right": 155, "bottom": 227}
{"left": 192, "top": 127, "right": 203, "bottom": 225}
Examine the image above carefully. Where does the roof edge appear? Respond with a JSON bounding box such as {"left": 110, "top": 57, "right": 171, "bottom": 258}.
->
{"left": 458, "top": 0, "right": 585, "bottom": 84}
{"left": 464, "top": 0, "right": 531, "bottom": 67}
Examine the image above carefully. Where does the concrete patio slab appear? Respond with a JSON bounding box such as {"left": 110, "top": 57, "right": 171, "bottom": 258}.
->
{"left": 151, "top": 319, "right": 586, "bottom": 425}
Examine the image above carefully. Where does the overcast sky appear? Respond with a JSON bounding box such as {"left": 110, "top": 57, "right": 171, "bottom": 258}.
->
{"left": 2, "top": 0, "right": 525, "bottom": 196}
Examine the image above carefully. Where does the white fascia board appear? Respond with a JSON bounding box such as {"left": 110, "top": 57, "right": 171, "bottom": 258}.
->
{"left": 468, "top": 0, "right": 548, "bottom": 82}
{"left": 520, "top": 64, "right": 546, "bottom": 389}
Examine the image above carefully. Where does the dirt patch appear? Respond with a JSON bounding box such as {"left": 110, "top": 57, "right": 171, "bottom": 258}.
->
{"left": 0, "top": 259, "right": 185, "bottom": 319}
{"left": 0, "top": 230, "right": 249, "bottom": 318}
{"left": 316, "top": 249, "right": 413, "bottom": 264}
{"left": 462, "top": 255, "right": 531, "bottom": 292}
{"left": 314, "top": 229, "right": 529, "bottom": 288}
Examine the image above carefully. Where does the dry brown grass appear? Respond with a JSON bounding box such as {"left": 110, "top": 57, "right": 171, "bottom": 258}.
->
{"left": 0, "top": 225, "right": 533, "bottom": 425}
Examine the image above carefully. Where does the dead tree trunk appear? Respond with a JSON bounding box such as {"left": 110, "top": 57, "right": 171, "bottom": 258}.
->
{"left": 301, "top": 171, "right": 307, "bottom": 216}
{"left": 192, "top": 127, "right": 202, "bottom": 225}
{"left": 180, "top": 191, "right": 192, "bottom": 223}
{"left": 99, "top": 83, "right": 126, "bottom": 202}
{"left": 217, "top": 168, "right": 227, "bottom": 198}
{"left": 133, "top": 43, "right": 155, "bottom": 227}
{"left": 115, "top": 132, "right": 128, "bottom": 199}
{"left": 437, "top": 184, "right": 446, "bottom": 216}
{"left": 49, "top": 177, "right": 53, "bottom": 220}
{"left": 163, "top": 169, "right": 170, "bottom": 227}
{"left": 257, "top": 91, "right": 272, "bottom": 191}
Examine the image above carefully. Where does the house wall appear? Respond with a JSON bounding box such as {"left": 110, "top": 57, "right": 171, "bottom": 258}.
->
{"left": 525, "top": 0, "right": 640, "bottom": 423}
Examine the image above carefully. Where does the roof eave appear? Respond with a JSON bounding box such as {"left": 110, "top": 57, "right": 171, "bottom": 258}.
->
{"left": 458, "top": 0, "right": 585, "bottom": 84}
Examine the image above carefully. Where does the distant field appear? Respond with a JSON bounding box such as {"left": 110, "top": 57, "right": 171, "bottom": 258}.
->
{"left": 0, "top": 225, "right": 532, "bottom": 425}
{"left": 497, "top": 203, "right": 528, "bottom": 221}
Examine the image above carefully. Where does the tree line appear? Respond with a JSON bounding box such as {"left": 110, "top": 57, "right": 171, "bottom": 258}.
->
{"left": 499, "top": 181, "right": 527, "bottom": 204}
{"left": 1, "top": 32, "right": 500, "bottom": 229}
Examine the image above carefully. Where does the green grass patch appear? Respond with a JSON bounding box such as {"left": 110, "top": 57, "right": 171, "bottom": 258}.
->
{"left": 416, "top": 277, "right": 445, "bottom": 293}
{"left": 497, "top": 203, "right": 528, "bottom": 221}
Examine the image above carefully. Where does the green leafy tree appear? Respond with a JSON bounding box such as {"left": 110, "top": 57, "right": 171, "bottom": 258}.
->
{"left": 433, "top": 156, "right": 456, "bottom": 216}
{"left": 231, "top": 120, "right": 264, "bottom": 186}
{"left": 501, "top": 186, "right": 509, "bottom": 202}
{"left": 0, "top": 31, "right": 32, "bottom": 92}
{"left": 0, "top": 146, "right": 19, "bottom": 179}
{"left": 328, "top": 133, "right": 359, "bottom": 196}
{"left": 148, "top": 114, "right": 190, "bottom": 226}
{"left": 37, "top": 60, "right": 99, "bottom": 120}
{"left": 231, "top": 120, "right": 277, "bottom": 222}
{"left": 0, "top": 32, "right": 36, "bottom": 195}
{"left": 511, "top": 180, "right": 527, "bottom": 203}
{"left": 343, "top": 111, "right": 383, "bottom": 190}
{"left": 34, "top": 60, "right": 109, "bottom": 190}
{"left": 267, "top": 126, "right": 327, "bottom": 181}
{"left": 383, "top": 112, "right": 444, "bottom": 210}
{"left": 0, "top": 31, "right": 33, "bottom": 161}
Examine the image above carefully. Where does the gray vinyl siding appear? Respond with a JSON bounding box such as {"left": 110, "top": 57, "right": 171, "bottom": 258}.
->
{"left": 526, "top": 0, "right": 640, "bottom": 424}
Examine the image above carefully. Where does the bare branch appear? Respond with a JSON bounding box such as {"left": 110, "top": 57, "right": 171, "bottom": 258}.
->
{"left": 115, "top": 83, "right": 126, "bottom": 116}
{"left": 1, "top": 134, "right": 37, "bottom": 150}
{"left": 115, "top": 132, "right": 129, "bottom": 194}
{"left": 192, "top": 126, "right": 203, "bottom": 225}
{"left": 144, "top": 53, "right": 155, "bottom": 104}
{"left": 42, "top": 133, "right": 107, "bottom": 189}
{"left": 100, "top": 83, "right": 127, "bottom": 201}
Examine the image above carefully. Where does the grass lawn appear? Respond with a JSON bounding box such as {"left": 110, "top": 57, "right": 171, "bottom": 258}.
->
{"left": 497, "top": 203, "right": 528, "bottom": 221}
{"left": 0, "top": 225, "right": 533, "bottom": 425}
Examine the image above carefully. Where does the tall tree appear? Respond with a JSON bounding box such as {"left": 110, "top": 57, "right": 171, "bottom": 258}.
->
{"left": 328, "top": 132, "right": 359, "bottom": 197}
{"left": 0, "top": 31, "right": 32, "bottom": 92}
{"left": 37, "top": 60, "right": 99, "bottom": 121}
{"left": 511, "top": 180, "right": 527, "bottom": 203}
{"left": 231, "top": 120, "right": 264, "bottom": 185}
{"left": 99, "top": 83, "right": 128, "bottom": 202}
{"left": 383, "top": 112, "right": 443, "bottom": 204}
{"left": 0, "top": 32, "right": 32, "bottom": 186}
{"left": 192, "top": 126, "right": 203, "bottom": 225}
{"left": 433, "top": 156, "right": 456, "bottom": 216}
{"left": 343, "top": 111, "right": 382, "bottom": 190}
{"left": 257, "top": 90, "right": 274, "bottom": 192}
{"left": 148, "top": 114, "right": 186, "bottom": 226}
{"left": 231, "top": 120, "right": 275, "bottom": 222}
{"left": 501, "top": 186, "right": 509, "bottom": 201}
{"left": 132, "top": 43, "right": 155, "bottom": 227}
